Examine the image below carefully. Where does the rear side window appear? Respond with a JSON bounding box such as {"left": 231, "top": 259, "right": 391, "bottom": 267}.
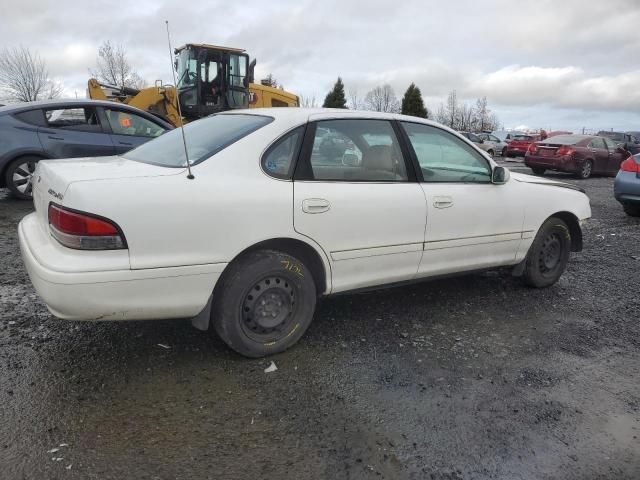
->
{"left": 262, "top": 127, "right": 304, "bottom": 179}
{"left": 306, "top": 119, "right": 408, "bottom": 182}
{"left": 13, "top": 109, "right": 46, "bottom": 126}
{"left": 123, "top": 114, "right": 273, "bottom": 167}
{"left": 589, "top": 137, "right": 606, "bottom": 149}
{"left": 45, "top": 107, "right": 101, "bottom": 132}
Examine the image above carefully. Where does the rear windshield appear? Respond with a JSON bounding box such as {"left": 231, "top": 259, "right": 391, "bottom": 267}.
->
{"left": 598, "top": 131, "right": 624, "bottom": 141}
{"left": 123, "top": 114, "right": 273, "bottom": 167}
{"left": 513, "top": 135, "right": 533, "bottom": 141}
{"left": 541, "top": 135, "right": 586, "bottom": 145}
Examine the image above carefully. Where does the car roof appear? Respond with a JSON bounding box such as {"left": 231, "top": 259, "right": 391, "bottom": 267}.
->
{"left": 220, "top": 107, "right": 447, "bottom": 129}
{"left": 0, "top": 98, "right": 173, "bottom": 128}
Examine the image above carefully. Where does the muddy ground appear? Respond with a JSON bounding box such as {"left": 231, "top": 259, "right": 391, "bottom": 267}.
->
{"left": 0, "top": 164, "right": 638, "bottom": 479}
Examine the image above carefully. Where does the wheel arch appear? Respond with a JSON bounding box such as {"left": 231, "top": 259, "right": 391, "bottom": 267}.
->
{"left": 548, "top": 211, "right": 583, "bottom": 252}
{"left": 0, "top": 152, "right": 49, "bottom": 188}
{"left": 221, "top": 237, "right": 330, "bottom": 296}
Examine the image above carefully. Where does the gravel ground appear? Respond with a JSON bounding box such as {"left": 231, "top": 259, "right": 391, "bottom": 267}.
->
{"left": 0, "top": 166, "right": 639, "bottom": 480}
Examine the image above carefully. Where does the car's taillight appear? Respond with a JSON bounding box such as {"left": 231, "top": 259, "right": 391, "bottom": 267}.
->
{"left": 557, "top": 146, "right": 576, "bottom": 156}
{"left": 48, "top": 204, "right": 126, "bottom": 250}
{"left": 620, "top": 157, "right": 640, "bottom": 173}
{"left": 527, "top": 143, "right": 538, "bottom": 154}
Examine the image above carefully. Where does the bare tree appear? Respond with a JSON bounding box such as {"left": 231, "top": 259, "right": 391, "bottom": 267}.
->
{"left": 299, "top": 94, "right": 318, "bottom": 108}
{"left": 0, "top": 46, "right": 63, "bottom": 102}
{"left": 92, "top": 41, "right": 145, "bottom": 90}
{"left": 348, "top": 87, "right": 362, "bottom": 110}
{"left": 364, "top": 84, "right": 400, "bottom": 113}
{"left": 444, "top": 90, "right": 459, "bottom": 129}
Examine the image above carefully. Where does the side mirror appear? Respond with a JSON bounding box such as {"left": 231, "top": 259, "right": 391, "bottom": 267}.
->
{"left": 492, "top": 166, "right": 510, "bottom": 184}
{"left": 342, "top": 153, "right": 360, "bottom": 166}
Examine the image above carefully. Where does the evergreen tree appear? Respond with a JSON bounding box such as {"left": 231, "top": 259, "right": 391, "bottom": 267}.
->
{"left": 322, "top": 77, "right": 347, "bottom": 108}
{"left": 401, "top": 83, "right": 428, "bottom": 118}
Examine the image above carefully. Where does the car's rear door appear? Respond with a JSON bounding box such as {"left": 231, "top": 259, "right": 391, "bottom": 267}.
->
{"left": 586, "top": 137, "right": 609, "bottom": 174}
{"left": 293, "top": 118, "right": 426, "bottom": 293}
{"left": 101, "top": 107, "right": 167, "bottom": 154}
{"left": 400, "top": 122, "right": 525, "bottom": 277}
{"left": 38, "top": 105, "right": 116, "bottom": 158}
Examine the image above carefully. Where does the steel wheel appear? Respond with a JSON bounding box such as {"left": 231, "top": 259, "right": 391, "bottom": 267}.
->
{"left": 241, "top": 275, "right": 299, "bottom": 343}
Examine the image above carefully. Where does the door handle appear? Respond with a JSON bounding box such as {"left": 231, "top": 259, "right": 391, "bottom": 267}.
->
{"left": 433, "top": 196, "right": 453, "bottom": 209}
{"left": 302, "top": 198, "right": 330, "bottom": 214}
{"left": 48, "top": 135, "right": 64, "bottom": 140}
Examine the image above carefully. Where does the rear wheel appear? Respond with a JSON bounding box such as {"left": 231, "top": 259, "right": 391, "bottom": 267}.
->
{"left": 212, "top": 250, "right": 317, "bottom": 357}
{"left": 5, "top": 156, "right": 41, "bottom": 200}
{"left": 531, "top": 167, "right": 546, "bottom": 175}
{"left": 522, "top": 217, "right": 571, "bottom": 288}
{"left": 578, "top": 159, "right": 592, "bottom": 179}
{"left": 623, "top": 204, "right": 640, "bottom": 217}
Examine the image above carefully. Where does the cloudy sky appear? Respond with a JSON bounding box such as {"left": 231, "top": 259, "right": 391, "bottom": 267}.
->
{"left": 3, "top": 0, "right": 639, "bottom": 132}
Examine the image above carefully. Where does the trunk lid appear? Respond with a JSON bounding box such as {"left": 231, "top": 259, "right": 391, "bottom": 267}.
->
{"left": 32, "top": 156, "right": 184, "bottom": 228}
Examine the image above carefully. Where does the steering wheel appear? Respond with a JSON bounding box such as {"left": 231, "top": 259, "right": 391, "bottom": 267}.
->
{"left": 187, "top": 72, "right": 197, "bottom": 84}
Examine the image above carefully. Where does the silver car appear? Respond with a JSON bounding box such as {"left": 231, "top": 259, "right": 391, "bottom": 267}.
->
{"left": 479, "top": 133, "right": 508, "bottom": 157}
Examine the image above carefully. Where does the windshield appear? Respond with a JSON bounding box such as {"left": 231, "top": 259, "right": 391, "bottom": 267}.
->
{"left": 123, "top": 114, "right": 273, "bottom": 167}
{"left": 176, "top": 49, "right": 198, "bottom": 89}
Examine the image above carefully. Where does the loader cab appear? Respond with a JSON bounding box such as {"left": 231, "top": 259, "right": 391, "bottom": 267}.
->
{"left": 174, "top": 44, "right": 253, "bottom": 120}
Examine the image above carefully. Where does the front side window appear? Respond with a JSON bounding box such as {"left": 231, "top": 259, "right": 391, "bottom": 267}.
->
{"left": 602, "top": 137, "right": 618, "bottom": 151}
{"left": 105, "top": 109, "right": 166, "bottom": 138}
{"left": 401, "top": 122, "right": 491, "bottom": 183}
{"left": 262, "top": 127, "right": 304, "bottom": 179}
{"left": 307, "top": 120, "right": 408, "bottom": 182}
{"left": 45, "top": 107, "right": 101, "bottom": 132}
{"left": 123, "top": 114, "right": 273, "bottom": 167}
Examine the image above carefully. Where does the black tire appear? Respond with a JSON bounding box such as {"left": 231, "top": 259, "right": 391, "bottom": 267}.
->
{"left": 623, "top": 204, "right": 640, "bottom": 217}
{"left": 487, "top": 149, "right": 495, "bottom": 157}
{"left": 212, "top": 250, "right": 317, "bottom": 357}
{"left": 502, "top": 147, "right": 508, "bottom": 157}
{"left": 5, "top": 156, "right": 41, "bottom": 200}
{"left": 522, "top": 217, "right": 571, "bottom": 288}
{"left": 531, "top": 167, "right": 546, "bottom": 175}
{"left": 578, "top": 159, "right": 592, "bottom": 179}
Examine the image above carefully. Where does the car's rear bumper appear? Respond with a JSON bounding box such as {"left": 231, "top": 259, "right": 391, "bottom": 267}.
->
{"left": 525, "top": 154, "right": 578, "bottom": 173}
{"left": 19, "top": 213, "right": 226, "bottom": 321}
{"left": 506, "top": 147, "right": 527, "bottom": 156}
{"left": 614, "top": 171, "right": 640, "bottom": 205}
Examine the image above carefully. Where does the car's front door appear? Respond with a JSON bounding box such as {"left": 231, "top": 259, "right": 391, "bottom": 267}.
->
{"left": 587, "top": 137, "right": 609, "bottom": 174}
{"left": 603, "top": 137, "right": 628, "bottom": 173}
{"left": 400, "top": 122, "right": 525, "bottom": 277}
{"left": 38, "top": 106, "right": 116, "bottom": 158}
{"left": 102, "top": 107, "right": 167, "bottom": 154}
{"left": 293, "top": 119, "right": 427, "bottom": 293}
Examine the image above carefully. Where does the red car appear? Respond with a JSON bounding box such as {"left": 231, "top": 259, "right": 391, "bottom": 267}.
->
{"left": 525, "top": 134, "right": 630, "bottom": 179}
{"left": 505, "top": 134, "right": 542, "bottom": 157}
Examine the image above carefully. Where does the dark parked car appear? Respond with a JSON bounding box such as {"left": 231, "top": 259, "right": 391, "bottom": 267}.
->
{"left": 0, "top": 99, "right": 172, "bottom": 199}
{"left": 525, "top": 134, "right": 630, "bottom": 179}
{"left": 597, "top": 131, "right": 640, "bottom": 155}
{"left": 614, "top": 154, "right": 640, "bottom": 217}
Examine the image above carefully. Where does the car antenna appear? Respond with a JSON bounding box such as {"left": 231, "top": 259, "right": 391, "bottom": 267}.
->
{"left": 165, "top": 20, "right": 194, "bottom": 180}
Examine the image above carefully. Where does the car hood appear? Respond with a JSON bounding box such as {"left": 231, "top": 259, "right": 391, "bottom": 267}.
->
{"left": 510, "top": 171, "right": 586, "bottom": 193}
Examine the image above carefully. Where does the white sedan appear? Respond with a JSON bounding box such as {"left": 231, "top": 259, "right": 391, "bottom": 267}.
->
{"left": 19, "top": 109, "right": 591, "bottom": 357}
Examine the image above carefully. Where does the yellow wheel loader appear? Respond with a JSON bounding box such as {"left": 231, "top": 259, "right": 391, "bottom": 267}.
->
{"left": 88, "top": 44, "right": 299, "bottom": 127}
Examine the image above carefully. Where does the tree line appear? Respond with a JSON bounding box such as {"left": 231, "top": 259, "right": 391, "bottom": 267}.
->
{"left": 0, "top": 45, "right": 501, "bottom": 132}
{"left": 320, "top": 77, "right": 500, "bottom": 131}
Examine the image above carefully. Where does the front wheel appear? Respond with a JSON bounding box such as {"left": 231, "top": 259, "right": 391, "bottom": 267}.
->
{"left": 502, "top": 147, "right": 508, "bottom": 157}
{"left": 6, "top": 157, "right": 40, "bottom": 200}
{"left": 212, "top": 250, "right": 317, "bottom": 357}
{"left": 522, "top": 217, "right": 571, "bottom": 288}
{"left": 487, "top": 149, "right": 495, "bottom": 157}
